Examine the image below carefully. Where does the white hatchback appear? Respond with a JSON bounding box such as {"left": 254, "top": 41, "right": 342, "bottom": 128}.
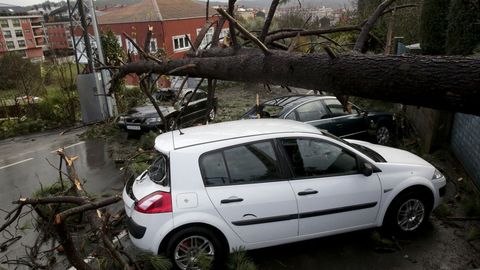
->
{"left": 123, "top": 119, "right": 446, "bottom": 269}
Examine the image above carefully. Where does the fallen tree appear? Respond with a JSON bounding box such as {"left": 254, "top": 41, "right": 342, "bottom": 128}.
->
{"left": 112, "top": 48, "right": 480, "bottom": 115}
{"left": 104, "top": 0, "right": 480, "bottom": 117}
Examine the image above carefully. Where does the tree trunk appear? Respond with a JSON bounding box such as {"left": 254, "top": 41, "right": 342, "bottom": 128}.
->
{"left": 113, "top": 48, "right": 480, "bottom": 116}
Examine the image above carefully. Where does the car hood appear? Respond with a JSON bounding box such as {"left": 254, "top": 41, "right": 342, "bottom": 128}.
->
{"left": 127, "top": 104, "right": 176, "bottom": 118}
{"left": 348, "top": 140, "right": 431, "bottom": 167}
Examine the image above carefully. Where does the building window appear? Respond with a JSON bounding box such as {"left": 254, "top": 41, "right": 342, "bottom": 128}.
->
{"left": 0, "top": 19, "right": 8, "bottom": 27}
{"left": 27, "top": 39, "right": 33, "bottom": 45}
{"left": 150, "top": 38, "right": 157, "bottom": 53}
{"left": 196, "top": 28, "right": 214, "bottom": 49}
{"left": 126, "top": 38, "right": 138, "bottom": 54}
{"left": 18, "top": 40, "right": 26, "bottom": 47}
{"left": 12, "top": 19, "right": 20, "bottom": 27}
{"left": 24, "top": 29, "right": 30, "bottom": 34}
{"left": 6, "top": 41, "right": 14, "bottom": 49}
{"left": 172, "top": 34, "right": 191, "bottom": 52}
{"left": 15, "top": 30, "right": 23, "bottom": 37}
{"left": 3, "top": 30, "right": 12, "bottom": 38}
{"left": 116, "top": 35, "right": 122, "bottom": 47}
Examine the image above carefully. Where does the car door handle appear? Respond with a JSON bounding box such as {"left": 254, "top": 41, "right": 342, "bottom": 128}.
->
{"left": 298, "top": 189, "right": 318, "bottom": 196}
{"left": 336, "top": 123, "right": 343, "bottom": 127}
{"left": 221, "top": 197, "right": 244, "bottom": 204}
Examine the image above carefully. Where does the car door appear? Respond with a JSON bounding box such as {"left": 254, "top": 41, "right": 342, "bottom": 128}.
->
{"left": 180, "top": 91, "right": 208, "bottom": 125}
{"left": 279, "top": 137, "right": 381, "bottom": 236}
{"left": 284, "top": 100, "right": 338, "bottom": 132}
{"left": 201, "top": 140, "right": 299, "bottom": 243}
{"left": 322, "top": 98, "right": 369, "bottom": 138}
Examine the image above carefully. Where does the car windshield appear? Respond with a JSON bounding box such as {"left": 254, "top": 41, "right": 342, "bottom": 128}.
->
{"left": 351, "top": 143, "right": 386, "bottom": 162}
{"left": 147, "top": 154, "right": 169, "bottom": 185}
{"left": 321, "top": 130, "right": 385, "bottom": 162}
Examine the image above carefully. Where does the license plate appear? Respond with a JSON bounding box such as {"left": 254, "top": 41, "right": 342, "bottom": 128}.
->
{"left": 126, "top": 125, "right": 141, "bottom": 131}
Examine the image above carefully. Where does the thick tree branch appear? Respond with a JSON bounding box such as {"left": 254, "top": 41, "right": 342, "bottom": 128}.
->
{"left": 259, "top": 0, "right": 280, "bottom": 42}
{"left": 111, "top": 49, "right": 480, "bottom": 115}
{"left": 227, "top": 0, "right": 238, "bottom": 48}
{"left": 265, "top": 25, "right": 362, "bottom": 44}
{"left": 217, "top": 8, "right": 271, "bottom": 55}
{"left": 354, "top": 0, "right": 397, "bottom": 52}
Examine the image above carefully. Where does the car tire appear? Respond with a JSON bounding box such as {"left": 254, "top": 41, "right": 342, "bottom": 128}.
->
{"left": 376, "top": 125, "right": 391, "bottom": 145}
{"left": 383, "top": 191, "right": 431, "bottom": 236}
{"left": 165, "top": 226, "right": 227, "bottom": 270}
{"left": 167, "top": 117, "right": 176, "bottom": 131}
{"left": 208, "top": 108, "right": 216, "bottom": 122}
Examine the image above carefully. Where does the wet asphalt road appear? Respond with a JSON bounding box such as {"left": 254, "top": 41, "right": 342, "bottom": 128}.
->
{"left": 0, "top": 129, "right": 123, "bottom": 266}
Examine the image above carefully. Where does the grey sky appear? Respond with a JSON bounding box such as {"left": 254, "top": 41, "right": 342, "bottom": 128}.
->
{"left": 0, "top": 0, "right": 63, "bottom": 7}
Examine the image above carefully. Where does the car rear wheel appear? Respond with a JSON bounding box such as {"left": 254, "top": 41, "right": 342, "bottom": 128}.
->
{"left": 166, "top": 226, "right": 226, "bottom": 270}
{"left": 384, "top": 191, "right": 431, "bottom": 236}
{"left": 376, "top": 126, "right": 390, "bottom": 145}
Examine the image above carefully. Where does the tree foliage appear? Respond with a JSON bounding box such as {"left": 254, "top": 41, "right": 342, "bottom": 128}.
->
{"left": 420, "top": 0, "right": 451, "bottom": 55}
{"left": 0, "top": 53, "right": 41, "bottom": 91}
{"left": 446, "top": 0, "right": 480, "bottom": 55}
{"left": 100, "top": 29, "right": 126, "bottom": 66}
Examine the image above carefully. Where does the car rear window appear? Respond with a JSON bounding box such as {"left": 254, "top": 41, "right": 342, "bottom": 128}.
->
{"left": 147, "top": 154, "right": 169, "bottom": 186}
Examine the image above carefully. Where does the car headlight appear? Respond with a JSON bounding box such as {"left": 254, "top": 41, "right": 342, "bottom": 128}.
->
{"left": 118, "top": 116, "right": 125, "bottom": 124}
{"left": 145, "top": 117, "right": 162, "bottom": 124}
{"left": 432, "top": 169, "right": 444, "bottom": 180}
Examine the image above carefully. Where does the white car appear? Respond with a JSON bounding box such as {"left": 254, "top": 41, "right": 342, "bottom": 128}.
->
{"left": 123, "top": 119, "right": 446, "bottom": 269}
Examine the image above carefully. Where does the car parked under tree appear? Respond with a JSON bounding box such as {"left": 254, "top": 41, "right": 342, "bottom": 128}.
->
{"left": 242, "top": 95, "right": 395, "bottom": 145}
{"left": 123, "top": 119, "right": 446, "bottom": 269}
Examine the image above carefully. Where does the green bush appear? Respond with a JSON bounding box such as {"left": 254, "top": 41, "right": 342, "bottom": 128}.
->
{"left": 446, "top": 0, "right": 480, "bottom": 55}
{"left": 37, "top": 88, "right": 79, "bottom": 125}
{"left": 420, "top": 0, "right": 451, "bottom": 55}
{"left": 0, "top": 118, "right": 48, "bottom": 140}
{"left": 115, "top": 86, "right": 146, "bottom": 113}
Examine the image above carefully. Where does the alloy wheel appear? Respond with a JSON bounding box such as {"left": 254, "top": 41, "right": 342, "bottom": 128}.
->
{"left": 174, "top": 235, "right": 215, "bottom": 270}
{"left": 396, "top": 199, "right": 425, "bottom": 232}
{"left": 376, "top": 126, "right": 390, "bottom": 145}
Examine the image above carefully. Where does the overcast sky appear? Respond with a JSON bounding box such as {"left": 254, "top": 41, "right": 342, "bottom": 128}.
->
{"left": 0, "top": 0, "right": 63, "bottom": 6}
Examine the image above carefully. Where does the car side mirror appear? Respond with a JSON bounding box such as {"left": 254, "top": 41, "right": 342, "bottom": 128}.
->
{"left": 362, "top": 162, "right": 374, "bottom": 177}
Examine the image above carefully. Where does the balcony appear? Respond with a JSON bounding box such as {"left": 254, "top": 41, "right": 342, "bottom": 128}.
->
{"left": 34, "top": 30, "right": 45, "bottom": 37}
{"left": 31, "top": 21, "right": 43, "bottom": 28}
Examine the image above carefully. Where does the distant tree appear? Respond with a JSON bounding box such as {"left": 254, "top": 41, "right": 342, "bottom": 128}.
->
{"left": 100, "top": 29, "right": 125, "bottom": 66}
{"left": 445, "top": 0, "right": 480, "bottom": 55}
{"left": 420, "top": 0, "right": 451, "bottom": 55}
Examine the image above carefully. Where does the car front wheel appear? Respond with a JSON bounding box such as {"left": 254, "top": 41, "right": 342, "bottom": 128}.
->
{"left": 384, "top": 191, "right": 431, "bottom": 235}
{"left": 166, "top": 226, "right": 226, "bottom": 270}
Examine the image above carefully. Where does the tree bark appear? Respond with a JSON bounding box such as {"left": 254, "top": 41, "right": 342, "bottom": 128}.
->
{"left": 354, "top": 0, "right": 397, "bottom": 52}
{"left": 112, "top": 48, "right": 480, "bottom": 115}
{"left": 259, "top": 0, "right": 280, "bottom": 42}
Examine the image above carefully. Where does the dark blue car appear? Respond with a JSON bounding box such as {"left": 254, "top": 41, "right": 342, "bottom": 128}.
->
{"left": 242, "top": 95, "right": 395, "bottom": 144}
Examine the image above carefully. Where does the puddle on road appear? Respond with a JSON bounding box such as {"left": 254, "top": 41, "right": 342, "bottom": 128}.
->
{"left": 0, "top": 138, "right": 124, "bottom": 268}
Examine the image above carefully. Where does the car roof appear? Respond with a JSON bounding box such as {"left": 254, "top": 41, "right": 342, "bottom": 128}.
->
{"left": 154, "top": 119, "right": 321, "bottom": 152}
{"left": 263, "top": 95, "right": 336, "bottom": 112}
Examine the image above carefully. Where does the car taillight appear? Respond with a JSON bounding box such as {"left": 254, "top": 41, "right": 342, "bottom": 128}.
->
{"left": 134, "top": 191, "right": 172, "bottom": 214}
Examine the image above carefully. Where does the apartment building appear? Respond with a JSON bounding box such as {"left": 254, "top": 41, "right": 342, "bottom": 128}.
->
{"left": 0, "top": 4, "right": 45, "bottom": 61}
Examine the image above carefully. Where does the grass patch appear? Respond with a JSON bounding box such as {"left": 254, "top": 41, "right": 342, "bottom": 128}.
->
{"left": 433, "top": 203, "right": 454, "bottom": 218}
{"left": 467, "top": 227, "right": 480, "bottom": 241}
{"left": 139, "top": 131, "right": 159, "bottom": 150}
{"left": 227, "top": 248, "right": 257, "bottom": 270}
{"left": 136, "top": 253, "right": 172, "bottom": 270}
{"left": 461, "top": 195, "right": 480, "bottom": 217}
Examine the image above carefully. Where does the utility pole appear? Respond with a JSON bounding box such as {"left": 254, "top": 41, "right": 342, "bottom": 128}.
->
{"left": 67, "top": 0, "right": 117, "bottom": 123}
